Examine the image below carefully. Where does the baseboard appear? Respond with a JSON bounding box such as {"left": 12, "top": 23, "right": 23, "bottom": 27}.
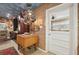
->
{"left": 37, "top": 47, "right": 48, "bottom": 53}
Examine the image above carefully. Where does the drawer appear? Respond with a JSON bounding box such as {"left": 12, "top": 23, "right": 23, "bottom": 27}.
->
{"left": 23, "top": 37, "right": 38, "bottom": 48}
{"left": 23, "top": 38, "right": 33, "bottom": 47}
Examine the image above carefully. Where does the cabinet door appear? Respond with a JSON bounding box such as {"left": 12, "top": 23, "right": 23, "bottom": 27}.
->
{"left": 23, "top": 35, "right": 38, "bottom": 48}
{"left": 17, "top": 35, "right": 24, "bottom": 47}
{"left": 46, "top": 4, "right": 73, "bottom": 55}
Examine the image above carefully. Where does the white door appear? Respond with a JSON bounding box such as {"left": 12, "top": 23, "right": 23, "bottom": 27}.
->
{"left": 46, "top": 4, "right": 78, "bottom": 55}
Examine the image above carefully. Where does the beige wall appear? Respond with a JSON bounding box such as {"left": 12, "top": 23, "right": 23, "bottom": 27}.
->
{"left": 77, "top": 4, "right": 79, "bottom": 54}
{"left": 33, "top": 3, "right": 61, "bottom": 50}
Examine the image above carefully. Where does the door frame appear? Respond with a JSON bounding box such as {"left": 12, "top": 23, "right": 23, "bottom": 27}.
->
{"left": 45, "top": 3, "right": 78, "bottom": 55}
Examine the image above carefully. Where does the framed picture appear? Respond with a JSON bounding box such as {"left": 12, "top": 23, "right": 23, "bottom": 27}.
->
{"left": 0, "top": 23, "right": 7, "bottom": 30}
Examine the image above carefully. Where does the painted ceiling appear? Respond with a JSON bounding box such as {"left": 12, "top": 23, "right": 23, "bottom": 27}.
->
{"left": 0, "top": 3, "right": 41, "bottom": 17}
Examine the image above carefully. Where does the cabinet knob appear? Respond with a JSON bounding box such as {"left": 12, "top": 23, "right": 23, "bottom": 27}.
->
{"left": 52, "top": 16, "right": 55, "bottom": 19}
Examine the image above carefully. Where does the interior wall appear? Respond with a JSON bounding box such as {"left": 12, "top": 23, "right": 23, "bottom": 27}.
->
{"left": 33, "top": 3, "right": 61, "bottom": 50}
{"left": 77, "top": 4, "right": 79, "bottom": 55}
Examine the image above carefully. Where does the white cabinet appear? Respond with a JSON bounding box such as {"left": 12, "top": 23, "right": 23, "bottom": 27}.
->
{"left": 46, "top": 4, "right": 78, "bottom": 55}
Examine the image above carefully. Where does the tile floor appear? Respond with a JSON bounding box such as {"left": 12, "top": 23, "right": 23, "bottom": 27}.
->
{"left": 31, "top": 50, "right": 54, "bottom": 55}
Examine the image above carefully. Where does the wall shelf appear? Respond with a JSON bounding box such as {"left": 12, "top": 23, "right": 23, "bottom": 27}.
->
{"left": 51, "top": 30, "right": 70, "bottom": 32}
{"left": 51, "top": 16, "right": 69, "bottom": 23}
{"left": 51, "top": 16, "right": 70, "bottom": 32}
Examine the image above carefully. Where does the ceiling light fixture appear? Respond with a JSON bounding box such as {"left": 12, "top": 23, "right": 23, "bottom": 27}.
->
{"left": 26, "top": 3, "right": 36, "bottom": 22}
{"left": 6, "top": 13, "right": 11, "bottom": 18}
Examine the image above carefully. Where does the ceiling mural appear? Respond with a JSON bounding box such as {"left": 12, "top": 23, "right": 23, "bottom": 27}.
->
{"left": 0, "top": 3, "right": 41, "bottom": 17}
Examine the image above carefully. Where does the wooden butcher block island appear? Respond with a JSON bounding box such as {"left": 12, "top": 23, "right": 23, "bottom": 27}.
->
{"left": 16, "top": 34, "right": 38, "bottom": 49}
